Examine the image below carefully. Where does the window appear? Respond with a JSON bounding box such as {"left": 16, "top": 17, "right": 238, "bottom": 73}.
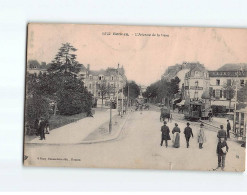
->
{"left": 215, "top": 89, "right": 221, "bottom": 99}
{"left": 213, "top": 90, "right": 216, "bottom": 98}
{"left": 223, "top": 90, "right": 227, "bottom": 98}
{"left": 220, "top": 90, "right": 222, "bottom": 98}
{"left": 195, "top": 81, "right": 199, "bottom": 87}
{"left": 89, "top": 75, "right": 92, "bottom": 80}
{"left": 99, "top": 76, "right": 102, "bottom": 80}
{"left": 111, "top": 76, "right": 114, "bottom": 81}
{"left": 240, "top": 80, "right": 244, "bottom": 86}
{"left": 227, "top": 79, "right": 231, "bottom": 86}
{"left": 216, "top": 79, "right": 220, "bottom": 86}
{"left": 195, "top": 71, "right": 199, "bottom": 77}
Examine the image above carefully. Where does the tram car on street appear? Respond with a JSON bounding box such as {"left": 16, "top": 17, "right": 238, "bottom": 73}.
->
{"left": 184, "top": 101, "right": 202, "bottom": 121}
{"left": 183, "top": 100, "right": 211, "bottom": 121}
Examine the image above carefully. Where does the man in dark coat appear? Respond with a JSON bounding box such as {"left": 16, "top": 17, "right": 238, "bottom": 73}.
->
{"left": 160, "top": 121, "right": 171, "bottom": 147}
{"left": 184, "top": 122, "right": 194, "bottom": 148}
{"left": 227, "top": 120, "right": 231, "bottom": 138}
{"left": 34, "top": 118, "right": 40, "bottom": 136}
{"left": 216, "top": 137, "right": 229, "bottom": 171}
{"left": 39, "top": 117, "right": 47, "bottom": 140}
{"left": 217, "top": 125, "right": 227, "bottom": 141}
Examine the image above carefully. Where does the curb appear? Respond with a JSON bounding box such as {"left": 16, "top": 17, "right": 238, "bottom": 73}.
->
{"left": 80, "top": 112, "right": 131, "bottom": 144}
{"left": 25, "top": 112, "right": 131, "bottom": 146}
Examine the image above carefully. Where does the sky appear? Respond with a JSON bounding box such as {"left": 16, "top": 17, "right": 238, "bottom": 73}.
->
{"left": 27, "top": 24, "right": 247, "bottom": 86}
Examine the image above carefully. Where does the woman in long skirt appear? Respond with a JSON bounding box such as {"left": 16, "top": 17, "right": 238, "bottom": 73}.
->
{"left": 198, "top": 123, "right": 206, "bottom": 149}
{"left": 172, "top": 123, "right": 181, "bottom": 148}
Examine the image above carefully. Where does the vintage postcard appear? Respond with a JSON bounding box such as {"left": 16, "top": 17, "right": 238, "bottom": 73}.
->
{"left": 24, "top": 23, "right": 246, "bottom": 172}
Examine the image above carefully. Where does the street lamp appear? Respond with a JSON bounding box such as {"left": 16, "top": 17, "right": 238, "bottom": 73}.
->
{"left": 109, "top": 100, "right": 112, "bottom": 134}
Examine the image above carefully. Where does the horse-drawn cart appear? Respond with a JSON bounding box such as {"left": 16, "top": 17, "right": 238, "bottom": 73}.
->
{"left": 160, "top": 106, "right": 171, "bottom": 122}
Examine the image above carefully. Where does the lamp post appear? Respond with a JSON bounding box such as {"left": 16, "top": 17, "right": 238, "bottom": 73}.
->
{"left": 109, "top": 100, "right": 112, "bottom": 134}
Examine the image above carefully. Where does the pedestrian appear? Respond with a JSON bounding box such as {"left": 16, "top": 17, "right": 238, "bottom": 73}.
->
{"left": 227, "top": 120, "right": 231, "bottom": 139}
{"left": 197, "top": 123, "right": 206, "bottom": 149}
{"left": 34, "top": 118, "right": 40, "bottom": 136}
{"left": 39, "top": 117, "right": 46, "bottom": 140}
{"left": 44, "top": 119, "right": 50, "bottom": 134}
{"left": 160, "top": 121, "right": 171, "bottom": 147}
{"left": 216, "top": 137, "right": 229, "bottom": 171}
{"left": 217, "top": 125, "right": 227, "bottom": 141}
{"left": 172, "top": 123, "right": 181, "bottom": 148}
{"left": 208, "top": 110, "right": 213, "bottom": 122}
{"left": 184, "top": 122, "right": 194, "bottom": 148}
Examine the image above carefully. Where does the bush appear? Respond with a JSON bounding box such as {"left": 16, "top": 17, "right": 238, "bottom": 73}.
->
{"left": 25, "top": 95, "right": 50, "bottom": 134}
{"left": 56, "top": 76, "right": 93, "bottom": 115}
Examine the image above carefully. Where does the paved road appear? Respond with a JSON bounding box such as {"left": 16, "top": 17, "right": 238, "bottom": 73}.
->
{"left": 24, "top": 110, "right": 245, "bottom": 172}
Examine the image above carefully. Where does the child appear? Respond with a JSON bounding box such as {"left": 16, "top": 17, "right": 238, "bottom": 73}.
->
{"left": 216, "top": 137, "right": 229, "bottom": 171}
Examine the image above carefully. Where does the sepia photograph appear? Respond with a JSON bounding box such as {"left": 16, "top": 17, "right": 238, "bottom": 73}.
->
{"left": 23, "top": 23, "right": 246, "bottom": 172}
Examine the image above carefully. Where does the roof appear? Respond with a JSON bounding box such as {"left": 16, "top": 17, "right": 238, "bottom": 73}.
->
{"left": 208, "top": 71, "right": 247, "bottom": 78}
{"left": 88, "top": 67, "right": 125, "bottom": 77}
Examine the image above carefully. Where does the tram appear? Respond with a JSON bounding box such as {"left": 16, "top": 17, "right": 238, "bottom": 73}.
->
{"left": 183, "top": 99, "right": 211, "bottom": 121}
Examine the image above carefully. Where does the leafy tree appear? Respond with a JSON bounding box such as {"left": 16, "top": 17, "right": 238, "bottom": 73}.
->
{"left": 97, "top": 80, "right": 113, "bottom": 106}
{"left": 123, "top": 81, "right": 140, "bottom": 105}
{"left": 28, "top": 59, "right": 40, "bottom": 69}
{"left": 26, "top": 43, "right": 93, "bottom": 118}
{"left": 143, "top": 76, "right": 180, "bottom": 106}
{"left": 48, "top": 42, "right": 82, "bottom": 74}
{"left": 223, "top": 80, "right": 235, "bottom": 110}
{"left": 237, "top": 83, "right": 247, "bottom": 109}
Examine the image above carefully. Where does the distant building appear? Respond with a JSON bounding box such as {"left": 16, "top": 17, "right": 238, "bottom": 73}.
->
{"left": 208, "top": 70, "right": 247, "bottom": 110}
{"left": 184, "top": 63, "right": 210, "bottom": 101}
{"left": 83, "top": 65, "right": 127, "bottom": 102}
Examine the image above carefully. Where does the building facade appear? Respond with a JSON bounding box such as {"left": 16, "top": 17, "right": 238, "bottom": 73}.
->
{"left": 208, "top": 70, "right": 247, "bottom": 110}
{"left": 184, "top": 63, "right": 210, "bottom": 101}
{"left": 83, "top": 65, "right": 127, "bottom": 102}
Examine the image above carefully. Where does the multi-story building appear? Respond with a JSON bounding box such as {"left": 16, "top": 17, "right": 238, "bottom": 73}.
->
{"left": 208, "top": 70, "right": 247, "bottom": 110}
{"left": 83, "top": 65, "right": 127, "bottom": 103}
{"left": 184, "top": 63, "right": 210, "bottom": 101}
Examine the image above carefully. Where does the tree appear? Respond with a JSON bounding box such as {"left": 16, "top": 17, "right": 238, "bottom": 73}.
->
{"left": 237, "top": 83, "right": 247, "bottom": 109}
{"left": 26, "top": 43, "right": 93, "bottom": 118}
{"left": 28, "top": 59, "right": 40, "bottom": 69}
{"left": 48, "top": 42, "right": 82, "bottom": 75}
{"left": 223, "top": 80, "right": 235, "bottom": 110}
{"left": 143, "top": 76, "right": 180, "bottom": 106}
{"left": 98, "top": 81, "right": 113, "bottom": 107}
{"left": 123, "top": 81, "right": 140, "bottom": 105}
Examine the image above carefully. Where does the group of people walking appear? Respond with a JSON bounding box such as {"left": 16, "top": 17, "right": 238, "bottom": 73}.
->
{"left": 160, "top": 119, "right": 231, "bottom": 171}
{"left": 160, "top": 121, "right": 206, "bottom": 149}
{"left": 34, "top": 117, "right": 50, "bottom": 140}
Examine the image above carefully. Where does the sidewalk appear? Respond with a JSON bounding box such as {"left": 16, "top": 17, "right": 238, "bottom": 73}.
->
{"left": 25, "top": 109, "right": 117, "bottom": 145}
{"left": 82, "top": 111, "right": 131, "bottom": 143}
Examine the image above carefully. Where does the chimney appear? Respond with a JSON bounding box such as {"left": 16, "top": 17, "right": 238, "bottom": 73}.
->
{"left": 87, "top": 64, "right": 90, "bottom": 71}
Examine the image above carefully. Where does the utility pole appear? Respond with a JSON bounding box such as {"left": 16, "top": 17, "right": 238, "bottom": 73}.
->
{"left": 233, "top": 67, "right": 241, "bottom": 135}
{"left": 109, "top": 100, "right": 112, "bottom": 134}
{"left": 116, "top": 63, "right": 119, "bottom": 112}
{"left": 121, "top": 79, "right": 124, "bottom": 117}
{"left": 127, "top": 83, "right": 130, "bottom": 110}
